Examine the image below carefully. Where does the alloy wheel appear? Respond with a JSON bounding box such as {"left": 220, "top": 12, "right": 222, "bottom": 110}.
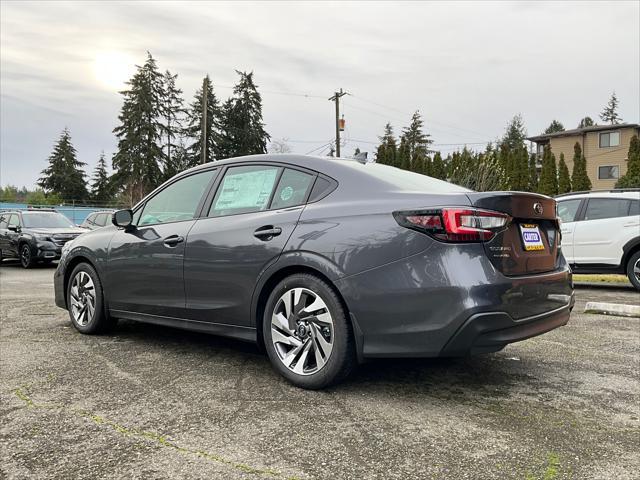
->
{"left": 270, "top": 287, "right": 334, "bottom": 376}
{"left": 20, "top": 246, "right": 31, "bottom": 268}
{"left": 634, "top": 258, "right": 640, "bottom": 282}
{"left": 70, "top": 271, "right": 96, "bottom": 327}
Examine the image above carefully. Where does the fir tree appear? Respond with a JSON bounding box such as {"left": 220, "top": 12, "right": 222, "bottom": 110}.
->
{"left": 578, "top": 116, "right": 595, "bottom": 128}
{"left": 375, "top": 122, "right": 397, "bottom": 166}
{"left": 501, "top": 114, "right": 527, "bottom": 149}
{"left": 538, "top": 146, "right": 558, "bottom": 196}
{"left": 90, "top": 152, "right": 113, "bottom": 204}
{"left": 412, "top": 155, "right": 424, "bottom": 174}
{"left": 184, "top": 75, "right": 221, "bottom": 165}
{"left": 398, "top": 137, "right": 411, "bottom": 171}
{"left": 600, "top": 91, "right": 622, "bottom": 125}
{"left": 557, "top": 152, "right": 571, "bottom": 194}
{"left": 161, "top": 70, "right": 185, "bottom": 178}
{"left": 430, "top": 151, "right": 447, "bottom": 180}
{"left": 38, "top": 128, "right": 88, "bottom": 201}
{"left": 220, "top": 71, "right": 270, "bottom": 158}
{"left": 112, "top": 52, "right": 165, "bottom": 204}
{"left": 616, "top": 135, "right": 640, "bottom": 188}
{"left": 571, "top": 142, "right": 592, "bottom": 191}
{"left": 402, "top": 111, "right": 432, "bottom": 167}
{"left": 528, "top": 153, "right": 538, "bottom": 192}
{"left": 544, "top": 120, "right": 565, "bottom": 134}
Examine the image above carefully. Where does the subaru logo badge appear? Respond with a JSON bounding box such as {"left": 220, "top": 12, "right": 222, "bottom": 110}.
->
{"left": 533, "top": 202, "right": 544, "bottom": 215}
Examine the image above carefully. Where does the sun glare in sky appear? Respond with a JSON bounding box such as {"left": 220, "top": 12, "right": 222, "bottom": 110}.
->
{"left": 93, "top": 51, "right": 135, "bottom": 91}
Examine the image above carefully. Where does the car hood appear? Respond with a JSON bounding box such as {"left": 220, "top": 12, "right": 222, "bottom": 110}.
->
{"left": 27, "top": 228, "right": 88, "bottom": 236}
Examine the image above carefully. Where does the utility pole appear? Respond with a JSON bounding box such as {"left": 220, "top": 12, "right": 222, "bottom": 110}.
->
{"left": 201, "top": 76, "right": 208, "bottom": 164}
{"left": 328, "top": 88, "right": 348, "bottom": 157}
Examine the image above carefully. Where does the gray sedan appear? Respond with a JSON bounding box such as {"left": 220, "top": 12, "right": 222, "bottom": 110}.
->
{"left": 54, "top": 154, "right": 574, "bottom": 389}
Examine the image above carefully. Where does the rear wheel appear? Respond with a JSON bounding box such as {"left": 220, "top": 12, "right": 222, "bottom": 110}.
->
{"left": 67, "top": 263, "right": 115, "bottom": 334}
{"left": 20, "top": 244, "right": 34, "bottom": 269}
{"left": 626, "top": 251, "right": 640, "bottom": 291}
{"left": 263, "top": 273, "right": 356, "bottom": 389}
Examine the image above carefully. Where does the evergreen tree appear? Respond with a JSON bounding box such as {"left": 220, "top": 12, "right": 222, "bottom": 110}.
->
{"left": 512, "top": 145, "right": 530, "bottom": 191}
{"left": 528, "top": 153, "right": 538, "bottom": 192}
{"left": 401, "top": 111, "right": 432, "bottom": 168}
{"left": 112, "top": 52, "right": 165, "bottom": 204}
{"left": 571, "top": 142, "right": 592, "bottom": 191}
{"left": 219, "top": 71, "right": 270, "bottom": 158}
{"left": 616, "top": 135, "right": 640, "bottom": 188}
{"left": 398, "top": 137, "right": 411, "bottom": 171}
{"left": 447, "top": 146, "right": 506, "bottom": 191}
{"left": 557, "top": 152, "right": 572, "bottom": 194}
{"left": 501, "top": 114, "right": 527, "bottom": 149}
{"left": 544, "top": 120, "right": 565, "bottom": 134}
{"left": 184, "top": 75, "right": 221, "bottom": 165}
{"left": 90, "top": 152, "right": 113, "bottom": 204}
{"left": 538, "top": 146, "right": 558, "bottom": 196}
{"left": 600, "top": 91, "right": 622, "bottom": 125}
{"left": 161, "top": 70, "right": 185, "bottom": 178}
{"left": 430, "top": 151, "right": 447, "bottom": 180}
{"left": 412, "top": 155, "right": 424, "bottom": 174}
{"left": 578, "top": 116, "right": 595, "bottom": 128}
{"left": 375, "top": 122, "right": 397, "bottom": 166}
{"left": 38, "top": 128, "right": 88, "bottom": 201}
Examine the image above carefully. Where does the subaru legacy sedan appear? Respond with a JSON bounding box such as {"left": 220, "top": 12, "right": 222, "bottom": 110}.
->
{"left": 54, "top": 154, "right": 574, "bottom": 389}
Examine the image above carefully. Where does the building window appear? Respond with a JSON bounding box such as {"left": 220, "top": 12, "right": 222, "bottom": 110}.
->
{"left": 599, "top": 131, "right": 620, "bottom": 148}
{"left": 598, "top": 165, "right": 619, "bottom": 180}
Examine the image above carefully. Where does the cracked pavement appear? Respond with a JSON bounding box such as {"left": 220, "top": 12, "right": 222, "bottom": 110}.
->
{"left": 1, "top": 261, "right": 639, "bottom": 479}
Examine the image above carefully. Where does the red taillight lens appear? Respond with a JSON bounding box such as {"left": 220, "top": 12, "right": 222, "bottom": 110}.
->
{"left": 394, "top": 207, "right": 510, "bottom": 242}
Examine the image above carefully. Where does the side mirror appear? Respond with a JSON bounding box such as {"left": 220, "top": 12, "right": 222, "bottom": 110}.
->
{"left": 112, "top": 209, "right": 134, "bottom": 229}
{"left": 8, "top": 225, "right": 18, "bottom": 232}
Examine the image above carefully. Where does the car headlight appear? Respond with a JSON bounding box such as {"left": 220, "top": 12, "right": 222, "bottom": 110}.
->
{"left": 34, "top": 233, "right": 51, "bottom": 241}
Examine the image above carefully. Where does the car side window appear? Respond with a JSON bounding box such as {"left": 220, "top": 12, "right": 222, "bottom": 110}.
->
{"left": 84, "top": 214, "right": 96, "bottom": 226}
{"left": 0, "top": 215, "right": 8, "bottom": 229}
{"left": 556, "top": 199, "right": 581, "bottom": 223}
{"left": 584, "top": 198, "right": 631, "bottom": 221}
{"left": 95, "top": 213, "right": 108, "bottom": 226}
{"left": 270, "top": 168, "right": 315, "bottom": 209}
{"left": 629, "top": 200, "right": 640, "bottom": 216}
{"left": 8, "top": 214, "right": 20, "bottom": 227}
{"left": 138, "top": 169, "right": 216, "bottom": 226}
{"left": 208, "top": 165, "right": 280, "bottom": 217}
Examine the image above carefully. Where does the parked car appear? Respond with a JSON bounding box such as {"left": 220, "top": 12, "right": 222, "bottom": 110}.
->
{"left": 556, "top": 189, "right": 640, "bottom": 290}
{"left": 0, "top": 209, "right": 88, "bottom": 268}
{"left": 54, "top": 154, "right": 574, "bottom": 389}
{"left": 80, "top": 210, "right": 116, "bottom": 230}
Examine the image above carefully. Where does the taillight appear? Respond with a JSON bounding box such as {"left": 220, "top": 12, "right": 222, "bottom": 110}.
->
{"left": 394, "top": 207, "right": 510, "bottom": 242}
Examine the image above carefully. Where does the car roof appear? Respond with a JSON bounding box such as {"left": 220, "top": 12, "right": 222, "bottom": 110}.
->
{"left": 556, "top": 190, "right": 640, "bottom": 201}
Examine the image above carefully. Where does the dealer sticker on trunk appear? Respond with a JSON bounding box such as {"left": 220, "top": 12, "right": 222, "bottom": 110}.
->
{"left": 519, "top": 224, "right": 545, "bottom": 251}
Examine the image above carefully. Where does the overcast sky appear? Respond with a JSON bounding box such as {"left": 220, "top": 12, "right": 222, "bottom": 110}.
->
{"left": 1, "top": 1, "right": 639, "bottom": 189}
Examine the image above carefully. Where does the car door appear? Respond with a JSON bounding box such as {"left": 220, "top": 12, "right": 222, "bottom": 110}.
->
{"left": 573, "top": 197, "right": 634, "bottom": 265}
{"left": 556, "top": 199, "right": 583, "bottom": 263}
{"left": 183, "top": 164, "right": 317, "bottom": 326}
{"left": 0, "top": 213, "right": 10, "bottom": 254}
{"left": 6, "top": 214, "right": 22, "bottom": 256}
{"left": 106, "top": 168, "right": 218, "bottom": 317}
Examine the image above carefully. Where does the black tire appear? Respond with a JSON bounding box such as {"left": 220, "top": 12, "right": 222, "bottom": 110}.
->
{"left": 262, "top": 273, "right": 356, "bottom": 389}
{"left": 20, "top": 244, "right": 34, "bottom": 269}
{"left": 626, "top": 251, "right": 640, "bottom": 291}
{"left": 67, "top": 262, "right": 115, "bottom": 334}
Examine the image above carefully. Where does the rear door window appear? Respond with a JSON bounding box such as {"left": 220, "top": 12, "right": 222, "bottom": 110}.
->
{"left": 208, "top": 165, "right": 280, "bottom": 217}
{"left": 556, "top": 199, "right": 582, "bottom": 223}
{"left": 271, "top": 168, "right": 315, "bottom": 209}
{"left": 0, "top": 214, "right": 8, "bottom": 229}
{"left": 584, "top": 198, "right": 631, "bottom": 220}
{"left": 629, "top": 200, "right": 640, "bottom": 216}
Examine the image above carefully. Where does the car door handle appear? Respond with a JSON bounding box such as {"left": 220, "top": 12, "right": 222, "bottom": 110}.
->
{"left": 163, "top": 235, "right": 184, "bottom": 247}
{"left": 253, "top": 226, "right": 282, "bottom": 240}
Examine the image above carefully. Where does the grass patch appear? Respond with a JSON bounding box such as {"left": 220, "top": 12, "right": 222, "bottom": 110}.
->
{"left": 573, "top": 274, "right": 628, "bottom": 284}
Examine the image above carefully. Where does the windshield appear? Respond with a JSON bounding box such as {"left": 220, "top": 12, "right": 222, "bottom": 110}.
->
{"left": 22, "top": 212, "right": 75, "bottom": 228}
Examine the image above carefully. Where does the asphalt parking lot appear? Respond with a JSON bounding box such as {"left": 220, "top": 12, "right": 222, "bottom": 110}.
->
{"left": 1, "top": 262, "right": 638, "bottom": 480}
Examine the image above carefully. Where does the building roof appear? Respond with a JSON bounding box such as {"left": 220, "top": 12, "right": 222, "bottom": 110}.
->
{"left": 527, "top": 123, "right": 640, "bottom": 142}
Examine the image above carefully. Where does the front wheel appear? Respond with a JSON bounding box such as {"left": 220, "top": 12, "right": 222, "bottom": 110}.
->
{"left": 263, "top": 273, "right": 356, "bottom": 389}
{"left": 626, "top": 251, "right": 640, "bottom": 291}
{"left": 20, "top": 244, "right": 34, "bottom": 269}
{"left": 67, "top": 263, "right": 115, "bottom": 334}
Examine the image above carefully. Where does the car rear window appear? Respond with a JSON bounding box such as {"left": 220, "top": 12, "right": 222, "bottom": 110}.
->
{"left": 584, "top": 198, "right": 631, "bottom": 221}
{"left": 342, "top": 162, "right": 471, "bottom": 193}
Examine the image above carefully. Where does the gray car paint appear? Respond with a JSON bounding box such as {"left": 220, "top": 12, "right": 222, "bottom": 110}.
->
{"left": 54, "top": 154, "right": 573, "bottom": 360}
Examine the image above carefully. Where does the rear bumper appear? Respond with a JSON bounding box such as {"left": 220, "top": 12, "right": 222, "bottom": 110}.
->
{"left": 441, "top": 303, "right": 572, "bottom": 356}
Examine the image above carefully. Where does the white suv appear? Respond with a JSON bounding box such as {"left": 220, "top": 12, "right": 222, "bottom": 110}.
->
{"left": 556, "top": 189, "right": 640, "bottom": 290}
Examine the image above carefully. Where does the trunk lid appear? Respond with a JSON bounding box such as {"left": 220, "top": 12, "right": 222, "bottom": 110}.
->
{"left": 466, "top": 192, "right": 559, "bottom": 276}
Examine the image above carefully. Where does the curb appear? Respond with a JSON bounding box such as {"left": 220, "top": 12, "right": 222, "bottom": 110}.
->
{"left": 574, "top": 282, "right": 635, "bottom": 290}
{"left": 584, "top": 301, "right": 640, "bottom": 318}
